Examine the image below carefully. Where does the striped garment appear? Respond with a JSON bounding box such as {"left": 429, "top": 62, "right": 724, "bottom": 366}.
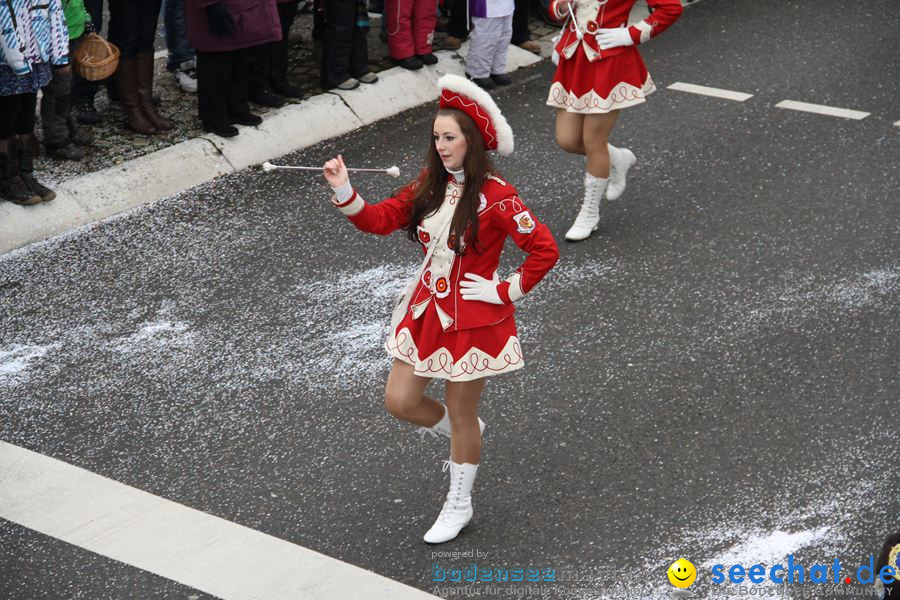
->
{"left": 0, "top": 0, "right": 69, "bottom": 75}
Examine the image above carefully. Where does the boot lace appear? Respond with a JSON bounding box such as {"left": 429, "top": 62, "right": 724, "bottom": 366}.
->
{"left": 417, "top": 426, "right": 440, "bottom": 441}
{"left": 573, "top": 199, "right": 600, "bottom": 227}
{"left": 437, "top": 461, "right": 467, "bottom": 523}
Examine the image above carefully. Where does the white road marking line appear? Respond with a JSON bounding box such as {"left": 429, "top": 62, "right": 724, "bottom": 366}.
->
{"left": 775, "top": 100, "right": 870, "bottom": 120}
{"left": 0, "top": 441, "right": 437, "bottom": 600}
{"left": 894, "top": 120, "right": 900, "bottom": 127}
{"left": 667, "top": 82, "right": 753, "bottom": 102}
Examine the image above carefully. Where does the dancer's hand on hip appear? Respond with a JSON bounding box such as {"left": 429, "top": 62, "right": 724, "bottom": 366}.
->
{"left": 595, "top": 26, "right": 634, "bottom": 49}
{"left": 323, "top": 155, "right": 349, "bottom": 188}
{"left": 460, "top": 272, "right": 504, "bottom": 305}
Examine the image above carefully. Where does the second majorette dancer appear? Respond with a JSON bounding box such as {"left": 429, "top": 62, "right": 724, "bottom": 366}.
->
{"left": 323, "top": 74, "right": 559, "bottom": 544}
{"left": 547, "top": 0, "right": 682, "bottom": 241}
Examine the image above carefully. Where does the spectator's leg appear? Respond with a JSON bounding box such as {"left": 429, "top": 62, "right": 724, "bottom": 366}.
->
{"left": 270, "top": 0, "right": 302, "bottom": 96}
{"left": 197, "top": 50, "right": 233, "bottom": 129}
{"left": 41, "top": 66, "right": 84, "bottom": 160}
{"left": 136, "top": 0, "right": 172, "bottom": 130}
{"left": 164, "top": 0, "right": 195, "bottom": 71}
{"left": 348, "top": 9, "right": 372, "bottom": 79}
{"left": 445, "top": 0, "right": 468, "bottom": 43}
{"left": 385, "top": 0, "right": 415, "bottom": 60}
{"left": 61, "top": 37, "right": 89, "bottom": 146}
{"left": 411, "top": 0, "right": 437, "bottom": 56}
{"left": 248, "top": 44, "right": 271, "bottom": 96}
{"left": 465, "top": 17, "right": 493, "bottom": 79}
{"left": 312, "top": 0, "right": 325, "bottom": 41}
{"left": 108, "top": 0, "right": 142, "bottom": 103}
{"left": 0, "top": 95, "right": 20, "bottom": 141}
{"left": 322, "top": 0, "right": 355, "bottom": 87}
{"left": 228, "top": 48, "right": 254, "bottom": 119}
{"left": 108, "top": 0, "right": 141, "bottom": 60}
{"left": 511, "top": 0, "right": 530, "bottom": 45}
{"left": 16, "top": 94, "right": 56, "bottom": 202}
{"left": 491, "top": 14, "right": 513, "bottom": 75}
{"left": 164, "top": 0, "right": 197, "bottom": 95}
{"left": 0, "top": 94, "right": 42, "bottom": 205}
{"left": 72, "top": 0, "right": 105, "bottom": 119}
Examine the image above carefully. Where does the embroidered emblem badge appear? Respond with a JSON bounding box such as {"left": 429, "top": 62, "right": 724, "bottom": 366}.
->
{"left": 478, "top": 193, "right": 487, "bottom": 212}
{"left": 513, "top": 210, "right": 536, "bottom": 234}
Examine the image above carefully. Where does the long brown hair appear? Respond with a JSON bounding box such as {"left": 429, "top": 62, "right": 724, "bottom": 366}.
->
{"left": 405, "top": 108, "right": 499, "bottom": 255}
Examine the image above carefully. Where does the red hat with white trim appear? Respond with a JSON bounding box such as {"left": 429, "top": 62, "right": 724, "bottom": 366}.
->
{"left": 437, "top": 74, "right": 514, "bottom": 156}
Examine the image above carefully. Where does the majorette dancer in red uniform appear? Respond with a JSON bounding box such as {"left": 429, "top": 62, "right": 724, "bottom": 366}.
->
{"left": 546, "top": 0, "right": 682, "bottom": 241}
{"left": 323, "top": 74, "right": 559, "bottom": 544}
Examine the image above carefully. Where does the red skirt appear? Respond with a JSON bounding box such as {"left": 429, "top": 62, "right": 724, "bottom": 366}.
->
{"left": 547, "top": 47, "right": 656, "bottom": 114}
{"left": 385, "top": 301, "right": 524, "bottom": 381}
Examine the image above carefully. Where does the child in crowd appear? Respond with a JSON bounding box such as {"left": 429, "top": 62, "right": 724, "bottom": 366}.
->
{"left": 465, "top": 0, "right": 515, "bottom": 90}
{"left": 0, "top": 0, "right": 69, "bottom": 205}
{"left": 385, "top": 0, "right": 437, "bottom": 70}
{"left": 40, "top": 0, "right": 96, "bottom": 161}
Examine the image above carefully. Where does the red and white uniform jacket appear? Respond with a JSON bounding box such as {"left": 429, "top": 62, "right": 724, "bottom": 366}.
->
{"left": 549, "top": 0, "right": 682, "bottom": 62}
{"left": 333, "top": 172, "right": 560, "bottom": 332}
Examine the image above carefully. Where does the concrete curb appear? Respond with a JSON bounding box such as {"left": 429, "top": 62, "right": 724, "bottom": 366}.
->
{"left": 0, "top": 44, "right": 542, "bottom": 256}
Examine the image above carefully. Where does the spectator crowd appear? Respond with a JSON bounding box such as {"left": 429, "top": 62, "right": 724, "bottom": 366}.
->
{"left": 1, "top": 0, "right": 544, "bottom": 206}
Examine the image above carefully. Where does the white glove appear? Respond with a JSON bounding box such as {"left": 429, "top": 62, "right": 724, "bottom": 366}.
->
{"left": 595, "top": 26, "right": 634, "bottom": 50}
{"left": 459, "top": 272, "right": 504, "bottom": 305}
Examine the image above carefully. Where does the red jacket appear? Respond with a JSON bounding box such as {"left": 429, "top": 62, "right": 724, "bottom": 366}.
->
{"left": 549, "top": 0, "right": 682, "bottom": 62}
{"left": 334, "top": 173, "right": 559, "bottom": 332}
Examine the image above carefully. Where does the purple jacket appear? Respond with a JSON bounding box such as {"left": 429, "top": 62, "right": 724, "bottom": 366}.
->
{"left": 186, "top": 0, "right": 281, "bottom": 52}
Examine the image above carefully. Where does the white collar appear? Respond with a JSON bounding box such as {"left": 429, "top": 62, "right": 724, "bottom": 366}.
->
{"left": 447, "top": 167, "right": 465, "bottom": 184}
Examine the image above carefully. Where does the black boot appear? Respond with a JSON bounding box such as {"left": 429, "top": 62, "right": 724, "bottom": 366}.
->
{"left": 18, "top": 134, "right": 56, "bottom": 202}
{"left": 0, "top": 137, "right": 41, "bottom": 205}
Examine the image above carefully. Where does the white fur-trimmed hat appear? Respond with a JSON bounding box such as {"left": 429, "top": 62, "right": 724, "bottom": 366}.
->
{"left": 437, "top": 74, "right": 514, "bottom": 156}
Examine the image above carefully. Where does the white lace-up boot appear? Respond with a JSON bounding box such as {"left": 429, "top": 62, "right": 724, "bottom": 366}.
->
{"left": 606, "top": 145, "right": 636, "bottom": 200}
{"left": 423, "top": 460, "right": 479, "bottom": 544}
{"left": 417, "top": 404, "right": 485, "bottom": 440}
{"left": 565, "top": 172, "right": 609, "bottom": 242}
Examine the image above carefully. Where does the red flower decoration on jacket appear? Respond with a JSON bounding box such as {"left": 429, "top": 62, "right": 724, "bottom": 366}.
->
{"left": 434, "top": 276, "right": 450, "bottom": 298}
{"left": 417, "top": 225, "right": 430, "bottom": 245}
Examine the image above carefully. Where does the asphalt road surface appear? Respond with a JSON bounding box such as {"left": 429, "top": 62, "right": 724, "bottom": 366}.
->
{"left": 2, "top": 1, "right": 898, "bottom": 599}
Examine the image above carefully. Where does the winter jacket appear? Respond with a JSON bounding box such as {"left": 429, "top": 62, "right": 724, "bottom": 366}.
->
{"left": 469, "top": 0, "right": 514, "bottom": 19}
{"left": 0, "top": 0, "right": 69, "bottom": 74}
{"left": 62, "top": 0, "right": 90, "bottom": 40}
{"left": 186, "top": 0, "right": 281, "bottom": 53}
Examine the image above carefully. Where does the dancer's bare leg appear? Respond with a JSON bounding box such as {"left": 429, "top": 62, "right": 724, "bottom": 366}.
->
{"left": 446, "top": 377, "right": 487, "bottom": 464}
{"left": 384, "top": 359, "right": 444, "bottom": 426}
{"left": 555, "top": 108, "right": 586, "bottom": 155}
{"left": 582, "top": 110, "right": 619, "bottom": 177}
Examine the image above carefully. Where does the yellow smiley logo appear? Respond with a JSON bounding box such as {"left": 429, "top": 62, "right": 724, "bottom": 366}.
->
{"left": 667, "top": 558, "right": 697, "bottom": 588}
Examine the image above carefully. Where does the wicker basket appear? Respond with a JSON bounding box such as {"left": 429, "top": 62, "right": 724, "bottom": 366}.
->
{"left": 73, "top": 33, "right": 120, "bottom": 81}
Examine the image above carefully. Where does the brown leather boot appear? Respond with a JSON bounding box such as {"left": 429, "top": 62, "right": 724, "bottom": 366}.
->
{"left": 137, "top": 53, "right": 172, "bottom": 131}
{"left": 116, "top": 58, "right": 157, "bottom": 135}
{"left": 18, "top": 134, "right": 56, "bottom": 202}
{"left": 0, "top": 137, "right": 41, "bottom": 205}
